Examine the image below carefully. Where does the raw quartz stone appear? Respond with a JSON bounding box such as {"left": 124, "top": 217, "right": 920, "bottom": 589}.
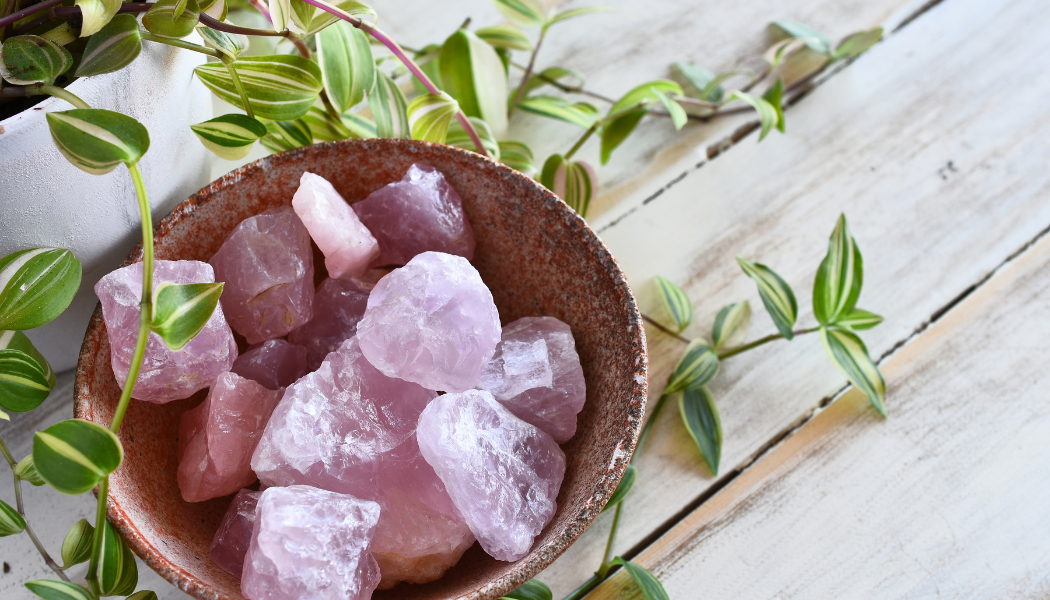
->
{"left": 292, "top": 172, "right": 379, "bottom": 279}
{"left": 288, "top": 278, "right": 369, "bottom": 371}
{"left": 356, "top": 252, "right": 501, "bottom": 393}
{"left": 210, "top": 206, "right": 314, "bottom": 344}
{"left": 477, "top": 317, "right": 587, "bottom": 443}
{"left": 352, "top": 163, "right": 475, "bottom": 267}
{"left": 241, "top": 485, "right": 381, "bottom": 600}
{"left": 178, "top": 372, "right": 283, "bottom": 502}
{"left": 417, "top": 389, "right": 566, "bottom": 562}
{"left": 210, "top": 489, "right": 261, "bottom": 578}
{"left": 95, "top": 260, "right": 237, "bottom": 403}
{"left": 231, "top": 339, "right": 309, "bottom": 390}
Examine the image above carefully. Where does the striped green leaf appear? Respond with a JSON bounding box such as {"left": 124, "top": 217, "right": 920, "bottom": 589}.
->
{"left": 198, "top": 0, "right": 227, "bottom": 20}
{"left": 0, "top": 330, "right": 56, "bottom": 391}
{"left": 664, "top": 339, "right": 719, "bottom": 395}
{"left": 546, "top": 6, "right": 607, "bottom": 26}
{"left": 492, "top": 0, "right": 544, "bottom": 28}
{"left": 0, "top": 498, "right": 26, "bottom": 536}
{"left": 0, "top": 35, "right": 72, "bottom": 86}
{"left": 46, "top": 109, "right": 150, "bottom": 175}
{"left": 770, "top": 20, "right": 832, "bottom": 55}
{"left": 195, "top": 55, "right": 323, "bottom": 121}
{"left": 0, "top": 248, "right": 81, "bottom": 331}
{"left": 191, "top": 114, "right": 267, "bottom": 160}
{"left": 726, "top": 90, "right": 780, "bottom": 141}
{"left": 610, "top": 557, "right": 669, "bottom": 600}
{"left": 0, "top": 349, "right": 54, "bottom": 412}
{"left": 26, "top": 580, "right": 95, "bottom": 600}
{"left": 821, "top": 327, "right": 886, "bottom": 416}
{"left": 316, "top": 21, "right": 374, "bottom": 113}
{"left": 340, "top": 111, "right": 376, "bottom": 138}
{"left": 601, "top": 80, "right": 683, "bottom": 164}
{"left": 813, "top": 214, "right": 863, "bottom": 326}
{"left": 736, "top": 257, "right": 797, "bottom": 339}
{"left": 99, "top": 520, "right": 137, "bottom": 597}
{"left": 539, "top": 154, "right": 597, "bottom": 217}
{"left": 407, "top": 91, "right": 459, "bottom": 143}
{"left": 60, "top": 519, "right": 94, "bottom": 568}
{"left": 150, "top": 282, "right": 223, "bottom": 351}
{"left": 497, "top": 140, "right": 536, "bottom": 176}
{"left": 15, "top": 454, "right": 45, "bottom": 486}
{"left": 288, "top": 0, "right": 375, "bottom": 36}
{"left": 269, "top": 0, "right": 291, "bottom": 30}
{"left": 440, "top": 29, "right": 508, "bottom": 138}
{"left": 653, "top": 275, "right": 693, "bottom": 333}
{"left": 652, "top": 88, "right": 687, "bottom": 130}
{"left": 500, "top": 579, "right": 552, "bottom": 600}
{"left": 447, "top": 116, "right": 500, "bottom": 159}
{"left": 762, "top": 78, "right": 785, "bottom": 134}
{"left": 127, "top": 592, "right": 159, "bottom": 600}
{"left": 143, "top": 0, "right": 200, "bottom": 39}
{"left": 609, "top": 80, "right": 682, "bottom": 116}
{"left": 368, "top": 70, "right": 409, "bottom": 139}
{"left": 33, "top": 419, "right": 124, "bottom": 495}
{"left": 75, "top": 0, "right": 121, "bottom": 37}
{"left": 76, "top": 14, "right": 142, "bottom": 77}
{"left": 517, "top": 96, "right": 598, "bottom": 129}
{"left": 513, "top": 66, "right": 584, "bottom": 100}
{"left": 601, "top": 463, "right": 635, "bottom": 513}
{"left": 711, "top": 300, "right": 751, "bottom": 350}
{"left": 679, "top": 386, "right": 722, "bottom": 475}
{"left": 476, "top": 24, "right": 532, "bottom": 51}
{"left": 836, "top": 307, "right": 883, "bottom": 331}
{"left": 834, "top": 28, "right": 882, "bottom": 60}
{"left": 261, "top": 119, "right": 313, "bottom": 152}
{"left": 197, "top": 26, "right": 248, "bottom": 60}
{"left": 671, "top": 61, "right": 723, "bottom": 102}
{"left": 299, "top": 105, "right": 345, "bottom": 142}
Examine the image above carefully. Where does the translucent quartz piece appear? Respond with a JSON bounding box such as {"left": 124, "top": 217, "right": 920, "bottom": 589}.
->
{"left": 477, "top": 316, "right": 587, "bottom": 443}
{"left": 95, "top": 260, "right": 237, "bottom": 403}
{"left": 241, "top": 485, "right": 381, "bottom": 600}
{"left": 178, "top": 372, "right": 283, "bottom": 502}
{"left": 352, "top": 164, "right": 475, "bottom": 267}
{"left": 292, "top": 172, "right": 379, "bottom": 279}
{"left": 357, "top": 252, "right": 500, "bottom": 393}
{"left": 416, "top": 390, "right": 566, "bottom": 562}
{"left": 231, "top": 339, "right": 309, "bottom": 390}
{"left": 209, "top": 489, "right": 261, "bottom": 578}
{"left": 209, "top": 206, "right": 314, "bottom": 344}
{"left": 288, "top": 278, "right": 369, "bottom": 371}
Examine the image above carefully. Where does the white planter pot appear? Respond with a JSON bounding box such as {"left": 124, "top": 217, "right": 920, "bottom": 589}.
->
{"left": 0, "top": 35, "right": 213, "bottom": 372}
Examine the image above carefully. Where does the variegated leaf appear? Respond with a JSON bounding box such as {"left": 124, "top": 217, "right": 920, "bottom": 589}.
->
{"left": 268, "top": 0, "right": 291, "bottom": 30}
{"left": 0, "top": 35, "right": 72, "bottom": 86}
{"left": 601, "top": 80, "right": 683, "bottom": 164}
{"left": 539, "top": 154, "right": 597, "bottom": 217}
{"left": 150, "top": 281, "right": 224, "bottom": 351}
{"left": 546, "top": 6, "right": 608, "bottom": 26}
{"left": 679, "top": 386, "right": 722, "bottom": 474}
{"left": 500, "top": 579, "right": 552, "bottom": 600}
{"left": 15, "top": 454, "right": 45, "bottom": 486}
{"left": 497, "top": 140, "right": 536, "bottom": 176}
{"left": 664, "top": 339, "right": 719, "bottom": 395}
{"left": 191, "top": 114, "right": 267, "bottom": 160}
{"left": 610, "top": 557, "right": 670, "bottom": 600}
{"left": 447, "top": 117, "right": 500, "bottom": 159}
{"left": 197, "top": 26, "right": 248, "bottom": 60}
{"left": 142, "top": 0, "right": 201, "bottom": 39}
{"left": 736, "top": 257, "right": 797, "bottom": 339}
{"left": 195, "top": 55, "right": 323, "bottom": 121}
{"left": 75, "top": 0, "right": 121, "bottom": 37}
{"left": 33, "top": 419, "right": 124, "bottom": 495}
{"left": 299, "top": 105, "right": 348, "bottom": 142}
{"left": 762, "top": 78, "right": 785, "bottom": 134}
{"left": 77, "top": 14, "right": 142, "bottom": 77}
{"left": 126, "top": 592, "right": 160, "bottom": 600}
{"left": 440, "top": 29, "right": 509, "bottom": 138}
{"left": 316, "top": 21, "right": 375, "bottom": 113}
{"left": 0, "top": 499, "right": 26, "bottom": 536}
{"left": 46, "top": 109, "right": 150, "bottom": 174}
{"left": 653, "top": 275, "right": 693, "bottom": 333}
{"left": 0, "top": 348, "right": 53, "bottom": 412}
{"left": 726, "top": 90, "right": 780, "bottom": 141}
{"left": 368, "top": 70, "right": 409, "bottom": 139}
{"left": 198, "top": 0, "right": 227, "bottom": 20}
{"left": 601, "top": 463, "right": 635, "bottom": 513}
{"left": 770, "top": 20, "right": 832, "bottom": 55}
{"left": 340, "top": 112, "right": 376, "bottom": 138}
{"left": 711, "top": 300, "right": 751, "bottom": 349}
{"left": 492, "top": 0, "right": 544, "bottom": 28}
{"left": 99, "top": 520, "right": 137, "bottom": 596}
{"left": 25, "top": 580, "right": 95, "bottom": 600}
{"left": 652, "top": 88, "right": 686, "bottom": 130}
{"left": 517, "top": 96, "right": 598, "bottom": 128}
{"left": 834, "top": 28, "right": 883, "bottom": 60}
{"left": 821, "top": 327, "right": 886, "bottom": 416}
{"left": 813, "top": 214, "right": 864, "bottom": 325}
{"left": 60, "top": 519, "right": 94, "bottom": 568}
{"left": 407, "top": 91, "right": 459, "bottom": 143}
{"left": 476, "top": 24, "right": 532, "bottom": 51}
{"left": 836, "top": 307, "right": 883, "bottom": 331}
{"left": 292, "top": 0, "right": 375, "bottom": 36}
{"left": 0, "top": 330, "right": 55, "bottom": 391}
{"left": 0, "top": 248, "right": 81, "bottom": 330}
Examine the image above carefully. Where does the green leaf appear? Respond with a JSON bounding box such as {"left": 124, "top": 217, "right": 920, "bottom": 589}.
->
{"left": 75, "top": 0, "right": 121, "bottom": 37}
{"left": 61, "top": 519, "right": 95, "bottom": 568}
{"left": 76, "top": 14, "right": 142, "bottom": 77}
{"left": 497, "top": 140, "right": 536, "bottom": 176}
{"left": 813, "top": 214, "right": 863, "bottom": 326}
{"left": 0, "top": 349, "right": 54, "bottom": 412}
{"left": 492, "top": 0, "right": 544, "bottom": 28}
{"left": 601, "top": 80, "right": 683, "bottom": 163}
{"left": 679, "top": 386, "right": 721, "bottom": 475}
{"left": 126, "top": 592, "right": 159, "bottom": 600}
{"left": 268, "top": 119, "right": 314, "bottom": 150}
{"left": 15, "top": 454, "right": 46, "bottom": 486}
{"left": 0, "top": 248, "right": 81, "bottom": 331}
{"left": 653, "top": 275, "right": 693, "bottom": 333}
{"left": 0, "top": 35, "right": 72, "bottom": 86}
{"left": 476, "top": 24, "right": 532, "bottom": 51}
{"left": 736, "top": 257, "right": 797, "bottom": 339}
{"left": 500, "top": 579, "right": 552, "bottom": 600}
{"left": 726, "top": 90, "right": 779, "bottom": 141}
{"left": 514, "top": 66, "right": 584, "bottom": 98}
{"left": 99, "top": 520, "right": 137, "bottom": 597}
{"left": 539, "top": 154, "right": 597, "bottom": 217}
{"left": 197, "top": 0, "right": 227, "bottom": 20}
{"left": 609, "top": 79, "right": 682, "bottom": 115}
{"left": 711, "top": 301, "right": 751, "bottom": 350}
{"left": 439, "top": 29, "right": 508, "bottom": 137}
{"left": 821, "top": 327, "right": 886, "bottom": 416}
{"left": 150, "top": 281, "right": 224, "bottom": 351}
{"left": 671, "top": 61, "right": 723, "bottom": 102}
{"left": 413, "top": 44, "right": 443, "bottom": 94}
{"left": 191, "top": 114, "right": 267, "bottom": 161}
{"left": 288, "top": 0, "right": 375, "bottom": 36}
{"left": 197, "top": 26, "right": 248, "bottom": 60}
{"left": 762, "top": 78, "right": 785, "bottom": 133}
{"left": 298, "top": 106, "right": 344, "bottom": 142}
{"left": 546, "top": 6, "right": 608, "bottom": 26}
{"left": 368, "top": 70, "right": 409, "bottom": 139}
{"left": 142, "top": 0, "right": 200, "bottom": 39}
{"left": 601, "top": 463, "right": 635, "bottom": 512}
{"left": 339, "top": 111, "right": 376, "bottom": 139}
{"left": 316, "top": 21, "right": 374, "bottom": 113}
{"left": 407, "top": 91, "right": 459, "bottom": 143}
{"left": 599, "top": 108, "right": 644, "bottom": 165}
{"left": 836, "top": 307, "right": 882, "bottom": 331}
{"left": 0, "top": 409, "right": 7, "bottom": 421}
{"left": 834, "top": 28, "right": 882, "bottom": 60}
{"left": 46, "top": 109, "right": 150, "bottom": 174}
{"left": 770, "top": 20, "right": 832, "bottom": 55}
{"left": 0, "top": 498, "right": 26, "bottom": 536}
{"left": 649, "top": 87, "right": 685, "bottom": 130}
{"left": 195, "top": 55, "right": 323, "bottom": 121}
{"left": 664, "top": 339, "right": 719, "bottom": 395}
{"left": 447, "top": 116, "right": 500, "bottom": 159}
{"left": 25, "top": 580, "right": 95, "bottom": 600}
{"left": 611, "top": 558, "right": 669, "bottom": 600}
{"left": 0, "top": 330, "right": 56, "bottom": 391}
{"left": 517, "top": 96, "right": 599, "bottom": 128}
{"left": 268, "top": 0, "right": 291, "bottom": 30}
{"left": 33, "top": 419, "right": 124, "bottom": 495}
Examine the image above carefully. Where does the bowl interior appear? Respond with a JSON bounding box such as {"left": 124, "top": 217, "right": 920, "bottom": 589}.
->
{"left": 74, "top": 139, "right": 647, "bottom": 600}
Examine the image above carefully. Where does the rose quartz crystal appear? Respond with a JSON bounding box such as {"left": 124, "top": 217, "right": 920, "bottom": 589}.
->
{"left": 356, "top": 252, "right": 501, "bottom": 393}
{"left": 416, "top": 389, "right": 566, "bottom": 561}
{"left": 210, "top": 489, "right": 261, "bottom": 577}
{"left": 477, "top": 317, "right": 587, "bottom": 443}
{"left": 210, "top": 206, "right": 315, "bottom": 344}
{"left": 287, "top": 278, "right": 369, "bottom": 371}
{"left": 292, "top": 172, "right": 379, "bottom": 279}
{"left": 352, "top": 163, "right": 475, "bottom": 266}
{"left": 95, "top": 260, "right": 237, "bottom": 403}
{"left": 231, "top": 339, "right": 308, "bottom": 390}
{"left": 241, "top": 485, "right": 381, "bottom": 600}
{"left": 178, "top": 372, "right": 283, "bottom": 502}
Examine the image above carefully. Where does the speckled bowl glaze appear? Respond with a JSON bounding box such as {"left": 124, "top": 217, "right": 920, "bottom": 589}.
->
{"left": 74, "top": 139, "right": 647, "bottom": 600}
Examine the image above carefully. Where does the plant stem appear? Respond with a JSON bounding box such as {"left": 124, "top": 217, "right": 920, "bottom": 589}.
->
{"left": 0, "top": 434, "right": 69, "bottom": 580}
{"left": 141, "top": 31, "right": 223, "bottom": 58}
{"left": 635, "top": 392, "right": 669, "bottom": 457}
{"left": 562, "top": 573, "right": 605, "bottom": 600}
{"left": 563, "top": 121, "right": 597, "bottom": 160}
{"left": 198, "top": 12, "right": 284, "bottom": 36}
{"left": 601, "top": 500, "right": 622, "bottom": 565}
{"left": 0, "top": 0, "right": 60, "bottom": 31}
{"left": 223, "top": 58, "right": 254, "bottom": 119}
{"left": 507, "top": 26, "right": 547, "bottom": 117}
{"left": 247, "top": 0, "right": 271, "bottom": 22}
{"left": 715, "top": 326, "right": 819, "bottom": 360}
{"left": 85, "top": 475, "right": 107, "bottom": 588}
{"left": 641, "top": 313, "right": 691, "bottom": 344}
{"left": 37, "top": 84, "right": 89, "bottom": 109}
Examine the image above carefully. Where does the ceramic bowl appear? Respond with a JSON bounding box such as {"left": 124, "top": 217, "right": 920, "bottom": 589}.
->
{"left": 74, "top": 139, "right": 647, "bottom": 600}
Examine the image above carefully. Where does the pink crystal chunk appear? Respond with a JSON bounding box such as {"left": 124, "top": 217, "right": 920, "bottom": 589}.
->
{"left": 95, "top": 260, "right": 237, "bottom": 403}
{"left": 416, "top": 389, "right": 566, "bottom": 561}
{"left": 178, "top": 372, "right": 283, "bottom": 502}
{"left": 357, "top": 252, "right": 500, "bottom": 392}
{"left": 287, "top": 278, "right": 369, "bottom": 371}
{"left": 210, "top": 489, "right": 261, "bottom": 577}
{"left": 292, "top": 172, "right": 379, "bottom": 279}
{"left": 210, "top": 207, "right": 315, "bottom": 344}
{"left": 478, "top": 317, "right": 587, "bottom": 443}
{"left": 241, "top": 485, "right": 381, "bottom": 600}
{"left": 231, "top": 339, "right": 308, "bottom": 390}
{"left": 352, "top": 163, "right": 475, "bottom": 266}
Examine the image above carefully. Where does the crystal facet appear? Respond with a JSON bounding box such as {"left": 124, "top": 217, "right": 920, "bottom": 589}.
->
{"left": 95, "top": 260, "right": 237, "bottom": 403}
{"left": 292, "top": 172, "right": 380, "bottom": 279}
{"left": 231, "top": 339, "right": 309, "bottom": 390}
{"left": 210, "top": 206, "right": 315, "bottom": 344}
{"left": 416, "top": 389, "right": 566, "bottom": 561}
{"left": 357, "top": 252, "right": 501, "bottom": 392}
{"left": 210, "top": 488, "right": 262, "bottom": 578}
{"left": 288, "top": 278, "right": 369, "bottom": 371}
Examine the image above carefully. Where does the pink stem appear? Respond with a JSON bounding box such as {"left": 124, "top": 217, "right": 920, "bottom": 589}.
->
{"left": 0, "top": 0, "right": 62, "bottom": 30}
{"left": 248, "top": 0, "right": 272, "bottom": 23}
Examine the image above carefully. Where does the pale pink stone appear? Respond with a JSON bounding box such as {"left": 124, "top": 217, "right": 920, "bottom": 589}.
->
{"left": 287, "top": 278, "right": 369, "bottom": 371}
{"left": 210, "top": 207, "right": 315, "bottom": 344}
{"left": 95, "top": 260, "right": 237, "bottom": 403}
{"left": 356, "top": 252, "right": 500, "bottom": 393}
{"left": 417, "top": 389, "right": 566, "bottom": 562}
{"left": 241, "top": 485, "right": 381, "bottom": 600}
{"left": 210, "top": 489, "right": 261, "bottom": 578}
{"left": 292, "top": 172, "right": 379, "bottom": 279}
{"left": 352, "top": 163, "right": 475, "bottom": 267}
{"left": 177, "top": 372, "right": 283, "bottom": 502}
{"left": 477, "top": 317, "right": 587, "bottom": 443}
{"left": 231, "top": 339, "right": 308, "bottom": 390}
